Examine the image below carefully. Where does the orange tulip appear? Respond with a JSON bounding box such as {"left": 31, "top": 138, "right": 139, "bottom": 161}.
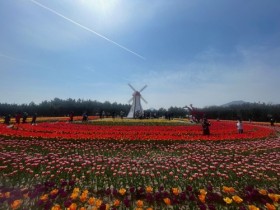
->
{"left": 248, "top": 205, "right": 260, "bottom": 210}
{"left": 95, "top": 199, "right": 102, "bottom": 208}
{"left": 163, "top": 198, "right": 171, "bottom": 205}
{"left": 136, "top": 200, "right": 144, "bottom": 208}
{"left": 80, "top": 194, "right": 87, "bottom": 203}
{"left": 70, "top": 192, "right": 79, "bottom": 200}
{"left": 10, "top": 199, "right": 22, "bottom": 210}
{"left": 259, "top": 189, "right": 267, "bottom": 195}
{"left": 268, "top": 193, "right": 280, "bottom": 202}
{"left": 40, "top": 194, "right": 48, "bottom": 202}
{"left": 172, "top": 188, "right": 180, "bottom": 196}
{"left": 232, "top": 195, "right": 243, "bottom": 203}
{"left": 50, "top": 189, "right": 59, "bottom": 196}
{"left": 88, "top": 197, "right": 96, "bottom": 205}
{"left": 5, "top": 192, "right": 11, "bottom": 198}
{"left": 222, "top": 186, "right": 235, "bottom": 193}
{"left": 51, "top": 204, "right": 61, "bottom": 210}
{"left": 265, "top": 203, "right": 276, "bottom": 210}
{"left": 69, "top": 203, "right": 77, "bottom": 210}
{"left": 113, "top": 199, "right": 120, "bottom": 207}
{"left": 146, "top": 186, "right": 153, "bottom": 193}
{"left": 119, "top": 188, "right": 126, "bottom": 195}
{"left": 198, "top": 194, "right": 206, "bottom": 203}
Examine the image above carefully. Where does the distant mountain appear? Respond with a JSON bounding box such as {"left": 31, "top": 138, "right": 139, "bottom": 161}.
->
{"left": 221, "top": 100, "right": 249, "bottom": 107}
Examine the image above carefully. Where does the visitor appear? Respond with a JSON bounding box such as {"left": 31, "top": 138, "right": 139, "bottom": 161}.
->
{"left": 15, "top": 112, "right": 21, "bottom": 124}
{"left": 270, "top": 118, "right": 275, "bottom": 126}
{"left": 31, "top": 113, "right": 37, "bottom": 125}
{"left": 120, "top": 111, "right": 124, "bottom": 119}
{"left": 69, "top": 112, "right": 74, "bottom": 122}
{"left": 202, "top": 117, "right": 211, "bottom": 135}
{"left": 237, "top": 119, "right": 243, "bottom": 134}
{"left": 82, "top": 112, "right": 88, "bottom": 122}
{"left": 22, "top": 112, "right": 28, "bottom": 123}
{"left": 4, "top": 114, "right": 11, "bottom": 125}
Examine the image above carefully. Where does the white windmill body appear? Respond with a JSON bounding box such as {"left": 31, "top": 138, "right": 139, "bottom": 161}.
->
{"left": 127, "top": 84, "right": 147, "bottom": 118}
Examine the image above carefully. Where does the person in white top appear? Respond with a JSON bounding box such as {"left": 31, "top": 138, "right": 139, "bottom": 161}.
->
{"left": 237, "top": 120, "right": 243, "bottom": 134}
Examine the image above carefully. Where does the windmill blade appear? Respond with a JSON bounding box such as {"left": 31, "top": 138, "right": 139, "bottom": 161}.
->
{"left": 128, "top": 83, "right": 137, "bottom": 92}
{"left": 141, "top": 96, "right": 148, "bottom": 104}
{"left": 128, "top": 97, "right": 133, "bottom": 103}
{"left": 139, "top": 85, "right": 147, "bottom": 92}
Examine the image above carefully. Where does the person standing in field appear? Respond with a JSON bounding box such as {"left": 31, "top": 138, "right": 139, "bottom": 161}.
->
{"left": 237, "top": 119, "right": 243, "bottom": 134}
{"left": 22, "top": 112, "right": 28, "bottom": 123}
{"left": 4, "top": 114, "right": 11, "bottom": 125}
{"left": 15, "top": 112, "right": 21, "bottom": 124}
{"left": 202, "top": 117, "right": 211, "bottom": 135}
{"left": 69, "top": 112, "right": 74, "bottom": 122}
{"left": 31, "top": 113, "right": 37, "bottom": 125}
{"left": 270, "top": 118, "right": 275, "bottom": 126}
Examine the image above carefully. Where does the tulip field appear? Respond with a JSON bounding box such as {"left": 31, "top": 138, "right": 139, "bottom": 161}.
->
{"left": 0, "top": 119, "right": 280, "bottom": 210}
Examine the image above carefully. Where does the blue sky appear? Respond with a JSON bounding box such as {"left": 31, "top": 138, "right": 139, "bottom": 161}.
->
{"left": 1, "top": 0, "right": 280, "bottom": 109}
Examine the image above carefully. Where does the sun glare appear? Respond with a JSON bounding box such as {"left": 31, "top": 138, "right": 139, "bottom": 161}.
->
{"left": 79, "top": 0, "right": 119, "bottom": 15}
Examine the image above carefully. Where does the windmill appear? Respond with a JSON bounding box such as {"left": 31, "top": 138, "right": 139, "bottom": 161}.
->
{"left": 127, "top": 84, "right": 148, "bottom": 118}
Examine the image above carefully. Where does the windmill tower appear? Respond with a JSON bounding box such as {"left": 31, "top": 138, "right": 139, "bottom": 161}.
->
{"left": 127, "top": 84, "right": 148, "bottom": 118}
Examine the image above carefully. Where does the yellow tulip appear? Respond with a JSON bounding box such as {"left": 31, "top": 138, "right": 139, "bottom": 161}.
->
{"left": 223, "top": 197, "right": 233, "bottom": 204}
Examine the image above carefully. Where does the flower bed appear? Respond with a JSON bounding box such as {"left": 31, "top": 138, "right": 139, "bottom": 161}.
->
{"left": 0, "top": 121, "right": 279, "bottom": 209}
{"left": 0, "top": 121, "right": 275, "bottom": 141}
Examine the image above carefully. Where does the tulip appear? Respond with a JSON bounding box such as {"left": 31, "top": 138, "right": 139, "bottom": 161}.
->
{"left": 265, "top": 203, "right": 276, "bottom": 210}
{"left": 163, "top": 197, "right": 171, "bottom": 205}
{"left": 146, "top": 186, "right": 153, "bottom": 193}
{"left": 136, "top": 200, "right": 144, "bottom": 208}
{"left": 113, "top": 199, "right": 120, "bottom": 207}
{"left": 223, "top": 197, "right": 232, "bottom": 204}
{"left": 119, "top": 188, "right": 126, "bottom": 195}
{"left": 232, "top": 195, "right": 243, "bottom": 203}
{"left": 51, "top": 204, "right": 61, "bottom": 210}
{"left": 248, "top": 205, "right": 260, "bottom": 210}
{"left": 10, "top": 199, "right": 22, "bottom": 210}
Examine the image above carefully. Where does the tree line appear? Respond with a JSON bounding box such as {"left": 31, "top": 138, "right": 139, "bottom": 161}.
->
{"left": 202, "top": 102, "right": 280, "bottom": 122}
{"left": 0, "top": 98, "right": 279, "bottom": 122}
